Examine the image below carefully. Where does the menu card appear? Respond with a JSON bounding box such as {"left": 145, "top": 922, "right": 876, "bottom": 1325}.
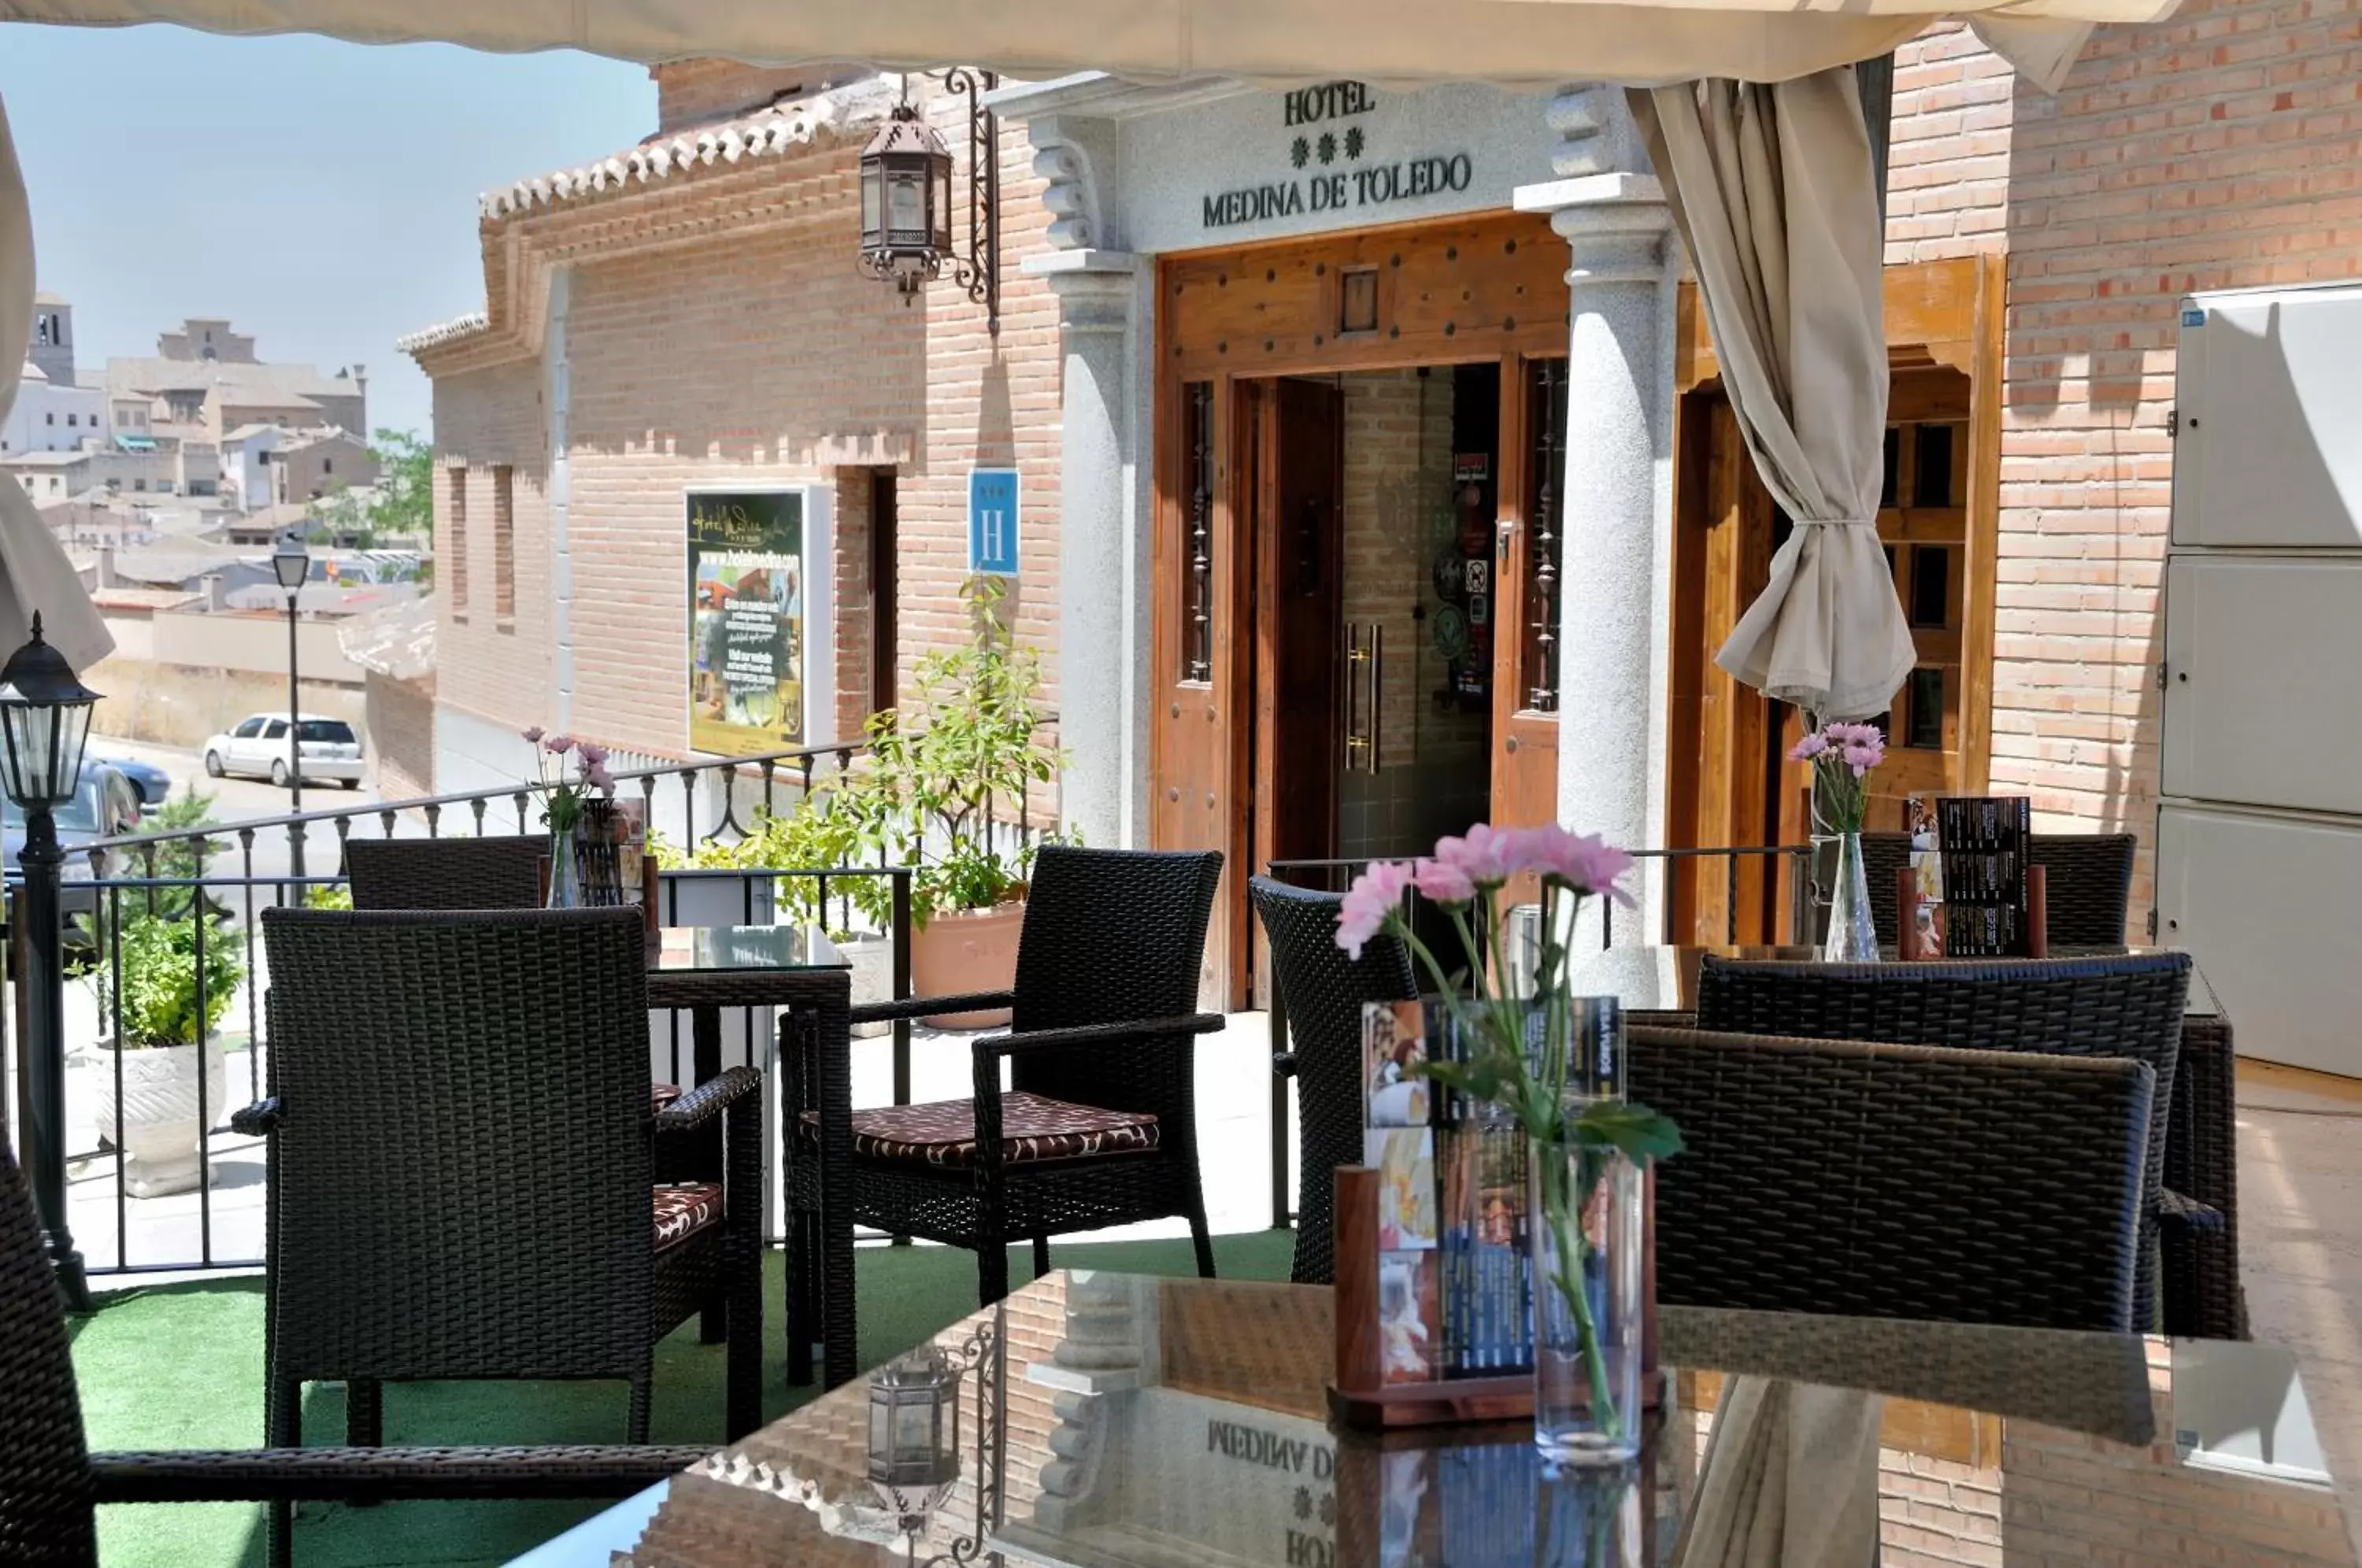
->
{"left": 1934, "top": 796, "right": 2032, "bottom": 957}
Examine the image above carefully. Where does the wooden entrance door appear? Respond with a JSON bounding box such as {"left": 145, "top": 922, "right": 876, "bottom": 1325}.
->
{"left": 1491, "top": 354, "right": 1569, "bottom": 834}
{"left": 1247, "top": 378, "right": 1346, "bottom": 1006}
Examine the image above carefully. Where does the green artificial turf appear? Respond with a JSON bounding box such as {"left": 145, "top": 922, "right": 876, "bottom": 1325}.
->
{"left": 72, "top": 1230, "right": 1297, "bottom": 1567}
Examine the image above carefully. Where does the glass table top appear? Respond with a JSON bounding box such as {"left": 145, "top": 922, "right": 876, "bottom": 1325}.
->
{"left": 609, "top": 1271, "right": 2347, "bottom": 1567}
{"left": 650, "top": 923, "right": 847, "bottom": 974}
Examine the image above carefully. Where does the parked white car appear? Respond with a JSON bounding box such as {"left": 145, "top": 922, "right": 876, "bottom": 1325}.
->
{"left": 201, "top": 712, "right": 365, "bottom": 789}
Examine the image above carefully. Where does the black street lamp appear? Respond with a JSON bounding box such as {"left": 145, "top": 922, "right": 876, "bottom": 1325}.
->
{"left": 857, "top": 73, "right": 1000, "bottom": 332}
{"left": 0, "top": 612, "right": 100, "bottom": 1308}
{"left": 272, "top": 539, "right": 309, "bottom": 882}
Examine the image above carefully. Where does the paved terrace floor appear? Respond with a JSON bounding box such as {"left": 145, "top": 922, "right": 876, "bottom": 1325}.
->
{"left": 44, "top": 1012, "right": 2362, "bottom": 1557}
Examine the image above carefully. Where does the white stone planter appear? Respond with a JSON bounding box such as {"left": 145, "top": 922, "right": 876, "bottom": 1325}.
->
{"left": 94, "top": 1037, "right": 228, "bottom": 1199}
{"left": 839, "top": 933, "right": 895, "bottom": 1037}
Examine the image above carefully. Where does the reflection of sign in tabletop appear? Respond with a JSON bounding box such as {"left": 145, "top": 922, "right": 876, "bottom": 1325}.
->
{"left": 687, "top": 490, "right": 805, "bottom": 758}
{"left": 968, "top": 468, "right": 1020, "bottom": 576}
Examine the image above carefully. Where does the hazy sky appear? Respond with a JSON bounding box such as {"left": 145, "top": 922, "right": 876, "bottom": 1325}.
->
{"left": 2, "top": 23, "right": 656, "bottom": 438}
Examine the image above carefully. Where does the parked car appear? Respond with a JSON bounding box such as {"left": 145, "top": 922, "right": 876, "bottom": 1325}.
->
{"left": 91, "top": 753, "right": 171, "bottom": 806}
{"left": 2, "top": 761, "right": 143, "bottom": 936}
{"left": 201, "top": 712, "right": 364, "bottom": 789}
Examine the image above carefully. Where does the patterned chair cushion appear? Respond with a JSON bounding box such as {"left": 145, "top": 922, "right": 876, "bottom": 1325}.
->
{"left": 798, "top": 1091, "right": 1161, "bottom": 1168}
{"left": 652, "top": 1182, "right": 725, "bottom": 1252}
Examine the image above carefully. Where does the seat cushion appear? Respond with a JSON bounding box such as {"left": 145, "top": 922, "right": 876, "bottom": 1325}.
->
{"left": 651, "top": 1083, "right": 683, "bottom": 1111}
{"left": 652, "top": 1182, "right": 724, "bottom": 1252}
{"left": 799, "top": 1091, "right": 1161, "bottom": 1168}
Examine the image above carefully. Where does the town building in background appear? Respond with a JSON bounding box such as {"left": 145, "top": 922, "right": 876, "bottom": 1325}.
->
{"left": 403, "top": 62, "right": 1053, "bottom": 812}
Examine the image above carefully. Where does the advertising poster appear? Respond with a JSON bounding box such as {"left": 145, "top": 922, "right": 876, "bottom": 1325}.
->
{"left": 687, "top": 490, "right": 805, "bottom": 758}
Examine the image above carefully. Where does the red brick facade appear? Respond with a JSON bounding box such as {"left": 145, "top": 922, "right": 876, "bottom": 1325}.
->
{"left": 411, "top": 72, "right": 1061, "bottom": 764}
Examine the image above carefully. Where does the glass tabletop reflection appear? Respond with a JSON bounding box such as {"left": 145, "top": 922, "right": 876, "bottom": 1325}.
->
{"left": 650, "top": 923, "right": 848, "bottom": 974}
{"left": 611, "top": 1271, "right": 2349, "bottom": 1567}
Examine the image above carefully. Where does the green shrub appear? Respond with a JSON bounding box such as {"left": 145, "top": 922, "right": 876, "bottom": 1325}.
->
{"left": 102, "top": 915, "right": 243, "bottom": 1048}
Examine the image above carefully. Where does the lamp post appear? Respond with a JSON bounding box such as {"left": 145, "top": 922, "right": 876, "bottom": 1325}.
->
{"left": 0, "top": 612, "right": 100, "bottom": 1309}
{"left": 272, "top": 540, "right": 309, "bottom": 882}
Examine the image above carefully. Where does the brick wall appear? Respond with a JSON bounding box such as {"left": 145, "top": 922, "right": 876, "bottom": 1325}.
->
{"left": 416, "top": 80, "right": 1061, "bottom": 766}
{"left": 1884, "top": 24, "right": 2015, "bottom": 264}
{"left": 650, "top": 59, "right": 848, "bottom": 134}
{"left": 1987, "top": 0, "right": 2362, "bottom": 915}
{"left": 365, "top": 671, "right": 435, "bottom": 798}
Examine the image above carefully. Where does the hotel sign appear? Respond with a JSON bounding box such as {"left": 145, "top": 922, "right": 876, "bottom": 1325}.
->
{"left": 1200, "top": 80, "right": 1474, "bottom": 230}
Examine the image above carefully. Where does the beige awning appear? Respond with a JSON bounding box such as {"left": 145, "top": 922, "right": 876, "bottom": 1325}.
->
{"left": 0, "top": 97, "right": 112, "bottom": 674}
{"left": 2, "top": 2, "right": 2150, "bottom": 91}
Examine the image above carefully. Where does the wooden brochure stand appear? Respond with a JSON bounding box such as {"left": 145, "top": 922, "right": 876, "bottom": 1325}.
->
{"left": 1327, "top": 1165, "right": 1663, "bottom": 1429}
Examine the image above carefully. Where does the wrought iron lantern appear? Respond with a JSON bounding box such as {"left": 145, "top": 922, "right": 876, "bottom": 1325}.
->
{"left": 0, "top": 612, "right": 99, "bottom": 808}
{"left": 857, "top": 73, "right": 1000, "bottom": 331}
{"left": 272, "top": 537, "right": 310, "bottom": 593}
{"left": 869, "top": 1343, "right": 963, "bottom": 1524}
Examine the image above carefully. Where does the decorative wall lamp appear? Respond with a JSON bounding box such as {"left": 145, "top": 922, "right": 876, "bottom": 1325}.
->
{"left": 857, "top": 71, "right": 1000, "bottom": 333}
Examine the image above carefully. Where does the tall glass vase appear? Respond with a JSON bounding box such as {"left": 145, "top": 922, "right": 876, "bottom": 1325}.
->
{"left": 545, "top": 827, "right": 583, "bottom": 909}
{"left": 1527, "top": 1128, "right": 1644, "bottom": 1466}
{"left": 1821, "top": 830, "right": 1878, "bottom": 963}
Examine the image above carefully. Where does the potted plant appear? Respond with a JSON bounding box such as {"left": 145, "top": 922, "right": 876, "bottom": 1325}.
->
{"left": 91, "top": 912, "right": 242, "bottom": 1198}
{"left": 839, "top": 577, "right": 1058, "bottom": 1027}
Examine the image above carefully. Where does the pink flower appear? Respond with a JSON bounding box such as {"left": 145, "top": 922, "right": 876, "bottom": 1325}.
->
{"left": 1411, "top": 856, "right": 1477, "bottom": 904}
{"left": 587, "top": 760, "right": 616, "bottom": 794}
{"left": 1336, "top": 860, "right": 1415, "bottom": 960}
{"left": 577, "top": 741, "right": 609, "bottom": 766}
{"left": 544, "top": 734, "right": 575, "bottom": 756}
{"left": 1529, "top": 826, "right": 1638, "bottom": 908}
{"left": 1787, "top": 732, "right": 1829, "bottom": 763}
{"left": 1431, "top": 823, "right": 1526, "bottom": 886}
{"left": 1842, "top": 740, "right": 1884, "bottom": 776}
{"left": 520, "top": 725, "right": 545, "bottom": 745}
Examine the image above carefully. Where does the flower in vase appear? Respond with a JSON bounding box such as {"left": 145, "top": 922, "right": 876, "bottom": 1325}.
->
{"left": 1787, "top": 731, "right": 1828, "bottom": 762}
{"left": 544, "top": 734, "right": 575, "bottom": 755}
{"left": 1337, "top": 860, "right": 1415, "bottom": 960}
{"left": 520, "top": 725, "right": 545, "bottom": 745}
{"left": 1411, "top": 855, "right": 1477, "bottom": 904}
{"left": 1527, "top": 826, "right": 1639, "bottom": 908}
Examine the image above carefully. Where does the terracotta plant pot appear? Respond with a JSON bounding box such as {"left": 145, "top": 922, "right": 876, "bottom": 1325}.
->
{"left": 909, "top": 901, "right": 1025, "bottom": 1028}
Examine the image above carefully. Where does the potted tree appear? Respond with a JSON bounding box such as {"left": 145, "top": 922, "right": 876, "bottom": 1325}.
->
{"left": 840, "top": 578, "right": 1058, "bottom": 1027}
{"left": 92, "top": 913, "right": 242, "bottom": 1198}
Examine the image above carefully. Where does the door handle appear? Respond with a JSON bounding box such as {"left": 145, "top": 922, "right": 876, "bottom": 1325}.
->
{"left": 1342, "top": 621, "right": 1383, "bottom": 775}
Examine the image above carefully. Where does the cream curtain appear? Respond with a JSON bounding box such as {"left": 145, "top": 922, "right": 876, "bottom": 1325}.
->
{"left": 0, "top": 1, "right": 2160, "bottom": 91}
{"left": 1673, "top": 1377, "right": 1884, "bottom": 1568}
{"left": 0, "top": 94, "right": 112, "bottom": 673}
{"left": 1632, "top": 70, "right": 1917, "bottom": 720}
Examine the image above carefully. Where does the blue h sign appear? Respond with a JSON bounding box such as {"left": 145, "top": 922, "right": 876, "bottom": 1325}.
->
{"left": 968, "top": 468, "right": 1020, "bottom": 577}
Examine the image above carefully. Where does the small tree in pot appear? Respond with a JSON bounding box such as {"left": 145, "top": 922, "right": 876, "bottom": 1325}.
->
{"left": 840, "top": 577, "right": 1059, "bottom": 1026}
{"left": 93, "top": 914, "right": 243, "bottom": 1197}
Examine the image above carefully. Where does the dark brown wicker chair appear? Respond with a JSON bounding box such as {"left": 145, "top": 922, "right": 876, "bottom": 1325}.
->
{"left": 1248, "top": 875, "right": 1416, "bottom": 1285}
{"left": 1693, "top": 951, "right": 2198, "bottom": 1326}
{"left": 244, "top": 906, "right": 761, "bottom": 1541}
{"left": 1630, "top": 1025, "right": 2154, "bottom": 1331}
{"left": 794, "top": 845, "right": 1224, "bottom": 1307}
{"left": 0, "top": 1136, "right": 708, "bottom": 1568}
{"left": 341, "top": 834, "right": 550, "bottom": 910}
{"left": 1862, "top": 830, "right": 2138, "bottom": 949}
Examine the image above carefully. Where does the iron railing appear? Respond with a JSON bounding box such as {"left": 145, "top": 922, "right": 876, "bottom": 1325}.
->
{"left": 5, "top": 733, "right": 1059, "bottom": 1281}
{"left": 1258, "top": 843, "right": 1820, "bottom": 1230}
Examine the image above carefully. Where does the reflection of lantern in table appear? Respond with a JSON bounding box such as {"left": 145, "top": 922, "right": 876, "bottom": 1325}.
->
{"left": 870, "top": 1343, "right": 963, "bottom": 1528}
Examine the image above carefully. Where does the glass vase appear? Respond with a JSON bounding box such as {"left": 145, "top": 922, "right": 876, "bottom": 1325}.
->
{"left": 1820, "top": 830, "right": 1879, "bottom": 963}
{"left": 1527, "top": 1128, "right": 1644, "bottom": 1466}
{"left": 545, "top": 827, "right": 583, "bottom": 909}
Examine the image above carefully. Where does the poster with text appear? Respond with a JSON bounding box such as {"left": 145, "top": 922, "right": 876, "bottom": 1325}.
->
{"left": 687, "top": 490, "right": 805, "bottom": 758}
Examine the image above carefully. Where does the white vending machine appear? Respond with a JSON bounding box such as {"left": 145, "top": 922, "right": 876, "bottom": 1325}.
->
{"left": 2160, "top": 283, "right": 2362, "bottom": 1075}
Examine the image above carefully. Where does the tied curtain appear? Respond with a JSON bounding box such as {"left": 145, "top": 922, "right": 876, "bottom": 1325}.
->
{"left": 1631, "top": 69, "right": 1916, "bottom": 721}
{"left": 0, "top": 93, "right": 111, "bottom": 671}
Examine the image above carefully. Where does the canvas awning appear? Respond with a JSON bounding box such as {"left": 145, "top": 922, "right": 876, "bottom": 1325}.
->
{"left": 1, "top": 1, "right": 2158, "bottom": 91}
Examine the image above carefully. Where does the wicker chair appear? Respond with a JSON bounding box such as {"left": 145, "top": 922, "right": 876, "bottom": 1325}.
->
{"left": 1629, "top": 1025, "right": 2154, "bottom": 1331}
{"left": 341, "top": 834, "right": 549, "bottom": 911}
{"left": 0, "top": 1137, "right": 709, "bottom": 1568}
{"left": 1247, "top": 876, "right": 1417, "bottom": 1285}
{"left": 1861, "top": 830, "right": 2138, "bottom": 949}
{"left": 796, "top": 845, "right": 1224, "bottom": 1307}
{"left": 245, "top": 908, "right": 761, "bottom": 1510}
{"left": 1694, "top": 952, "right": 2199, "bottom": 1326}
